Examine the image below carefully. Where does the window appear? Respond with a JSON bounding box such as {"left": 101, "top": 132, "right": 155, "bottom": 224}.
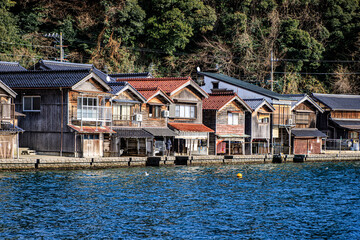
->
{"left": 175, "top": 105, "right": 196, "bottom": 118}
{"left": 296, "top": 113, "right": 309, "bottom": 124}
{"left": 212, "top": 81, "right": 219, "bottom": 89}
{"left": 149, "top": 105, "right": 161, "bottom": 118}
{"left": 23, "top": 96, "right": 40, "bottom": 111}
{"left": 113, "top": 104, "right": 131, "bottom": 120}
{"left": 228, "top": 112, "right": 239, "bottom": 125}
{"left": 258, "top": 113, "right": 270, "bottom": 123}
{"left": 77, "top": 97, "right": 98, "bottom": 120}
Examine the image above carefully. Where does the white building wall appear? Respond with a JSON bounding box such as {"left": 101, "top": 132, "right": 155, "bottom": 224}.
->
{"left": 202, "top": 76, "right": 273, "bottom": 103}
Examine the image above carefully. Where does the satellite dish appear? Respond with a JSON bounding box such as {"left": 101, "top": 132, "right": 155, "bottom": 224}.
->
{"left": 106, "top": 75, "right": 111, "bottom": 82}
{"left": 196, "top": 66, "right": 201, "bottom": 72}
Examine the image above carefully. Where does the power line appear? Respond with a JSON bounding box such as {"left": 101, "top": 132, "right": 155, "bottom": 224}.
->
{"left": 274, "top": 71, "right": 360, "bottom": 75}
{"left": 273, "top": 58, "right": 360, "bottom": 63}
{"left": 0, "top": 41, "right": 57, "bottom": 49}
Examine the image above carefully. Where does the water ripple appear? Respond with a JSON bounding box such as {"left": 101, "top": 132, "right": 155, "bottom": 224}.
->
{"left": 0, "top": 162, "right": 359, "bottom": 239}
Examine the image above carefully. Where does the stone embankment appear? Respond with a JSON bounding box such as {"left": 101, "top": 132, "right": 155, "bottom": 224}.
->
{"left": 0, "top": 153, "right": 359, "bottom": 171}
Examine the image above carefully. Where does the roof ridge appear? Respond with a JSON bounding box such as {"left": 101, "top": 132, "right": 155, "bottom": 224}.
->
{"left": 117, "top": 77, "right": 190, "bottom": 82}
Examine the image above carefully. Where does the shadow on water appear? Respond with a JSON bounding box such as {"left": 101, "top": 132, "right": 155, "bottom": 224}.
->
{"left": 0, "top": 162, "right": 359, "bottom": 239}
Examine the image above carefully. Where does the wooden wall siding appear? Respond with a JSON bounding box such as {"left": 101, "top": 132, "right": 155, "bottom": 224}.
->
{"left": 250, "top": 112, "right": 271, "bottom": 139}
{"left": 140, "top": 103, "right": 168, "bottom": 128}
{"left": 0, "top": 135, "right": 16, "bottom": 159}
{"left": 15, "top": 89, "right": 69, "bottom": 133}
{"left": 331, "top": 111, "right": 360, "bottom": 119}
{"left": 170, "top": 88, "right": 203, "bottom": 124}
{"left": 73, "top": 78, "right": 106, "bottom": 92}
{"left": 215, "top": 103, "right": 245, "bottom": 136}
{"left": 273, "top": 104, "right": 293, "bottom": 125}
{"left": 19, "top": 132, "right": 75, "bottom": 153}
{"left": 203, "top": 110, "right": 217, "bottom": 132}
{"left": 293, "top": 138, "right": 322, "bottom": 154}
{"left": 293, "top": 101, "right": 317, "bottom": 128}
{"left": 112, "top": 90, "right": 141, "bottom": 127}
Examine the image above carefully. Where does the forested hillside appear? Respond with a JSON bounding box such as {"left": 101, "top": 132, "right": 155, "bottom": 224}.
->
{"left": 1, "top": 0, "right": 359, "bottom": 94}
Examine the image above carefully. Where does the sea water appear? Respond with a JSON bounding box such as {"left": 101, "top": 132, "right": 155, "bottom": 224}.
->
{"left": 0, "top": 162, "right": 359, "bottom": 239}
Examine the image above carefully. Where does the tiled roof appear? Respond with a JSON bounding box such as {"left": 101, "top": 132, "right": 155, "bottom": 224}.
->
{"left": 198, "top": 72, "right": 291, "bottom": 100}
{"left": 143, "top": 128, "right": 177, "bottom": 137}
{"left": 0, "top": 61, "right": 27, "bottom": 72}
{"left": 116, "top": 77, "right": 191, "bottom": 95}
{"left": 202, "top": 91, "right": 238, "bottom": 110}
{"left": 243, "top": 98, "right": 266, "bottom": 110}
{"left": 312, "top": 93, "right": 360, "bottom": 111}
{"left": 0, "top": 69, "right": 94, "bottom": 88}
{"left": 34, "top": 60, "right": 114, "bottom": 83}
{"left": 68, "top": 125, "right": 116, "bottom": 134}
{"left": 168, "top": 122, "right": 214, "bottom": 132}
{"left": 109, "top": 72, "right": 152, "bottom": 79}
{"left": 108, "top": 81, "right": 128, "bottom": 95}
{"left": 331, "top": 119, "right": 360, "bottom": 130}
{"left": 113, "top": 128, "right": 153, "bottom": 138}
{"left": 243, "top": 98, "right": 275, "bottom": 112}
{"left": 292, "top": 128, "right": 327, "bottom": 138}
{"left": 0, "top": 123, "right": 24, "bottom": 133}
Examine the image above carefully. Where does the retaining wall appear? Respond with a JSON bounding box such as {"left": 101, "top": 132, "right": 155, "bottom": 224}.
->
{"left": 0, "top": 154, "right": 359, "bottom": 171}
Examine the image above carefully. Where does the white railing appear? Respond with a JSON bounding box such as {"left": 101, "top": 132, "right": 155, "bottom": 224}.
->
{"left": 76, "top": 106, "right": 112, "bottom": 122}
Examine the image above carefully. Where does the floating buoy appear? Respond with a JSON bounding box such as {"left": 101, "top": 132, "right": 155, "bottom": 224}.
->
{"left": 237, "top": 173, "right": 243, "bottom": 178}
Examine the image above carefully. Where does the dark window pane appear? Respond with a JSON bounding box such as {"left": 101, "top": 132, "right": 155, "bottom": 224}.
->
{"left": 33, "top": 97, "right": 40, "bottom": 111}
{"left": 24, "top": 97, "right": 31, "bottom": 111}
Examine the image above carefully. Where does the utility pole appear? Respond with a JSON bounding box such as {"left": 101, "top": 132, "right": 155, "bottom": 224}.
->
{"left": 60, "top": 32, "right": 64, "bottom": 62}
{"left": 270, "top": 50, "right": 274, "bottom": 91}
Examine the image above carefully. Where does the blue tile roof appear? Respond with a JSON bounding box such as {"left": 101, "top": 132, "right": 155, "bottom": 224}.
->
{"left": 0, "top": 61, "right": 27, "bottom": 72}
{"left": 312, "top": 93, "right": 360, "bottom": 111}
{"left": 243, "top": 98, "right": 275, "bottom": 111}
{"left": 198, "top": 72, "right": 291, "bottom": 100}
{"left": 108, "top": 81, "right": 128, "bottom": 95}
{"left": 0, "top": 69, "right": 93, "bottom": 88}
{"left": 34, "top": 60, "right": 114, "bottom": 83}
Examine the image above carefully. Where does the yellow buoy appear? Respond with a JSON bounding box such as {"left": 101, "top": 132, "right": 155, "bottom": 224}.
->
{"left": 237, "top": 173, "right": 243, "bottom": 178}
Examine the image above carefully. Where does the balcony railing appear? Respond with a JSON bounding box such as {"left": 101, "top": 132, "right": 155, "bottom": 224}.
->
{"left": 273, "top": 114, "right": 295, "bottom": 126}
{"left": 71, "top": 106, "right": 112, "bottom": 123}
{"left": 0, "top": 103, "right": 15, "bottom": 121}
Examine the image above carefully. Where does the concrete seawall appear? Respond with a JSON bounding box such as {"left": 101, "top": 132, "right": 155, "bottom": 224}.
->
{"left": 0, "top": 154, "right": 360, "bottom": 171}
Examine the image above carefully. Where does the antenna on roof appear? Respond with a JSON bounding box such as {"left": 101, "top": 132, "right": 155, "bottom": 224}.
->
{"left": 196, "top": 66, "right": 201, "bottom": 72}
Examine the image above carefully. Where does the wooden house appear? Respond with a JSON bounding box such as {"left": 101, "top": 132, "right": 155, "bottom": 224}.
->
{"left": 285, "top": 94, "right": 326, "bottom": 154}
{"left": 243, "top": 98, "right": 275, "bottom": 154}
{"left": 197, "top": 71, "right": 295, "bottom": 154}
{"left": 117, "top": 77, "right": 213, "bottom": 155}
{"left": 107, "top": 81, "right": 148, "bottom": 156}
{"left": 0, "top": 78, "right": 24, "bottom": 159}
{"left": 202, "top": 90, "right": 252, "bottom": 155}
{"left": 0, "top": 69, "right": 114, "bottom": 157}
{"left": 312, "top": 93, "right": 360, "bottom": 150}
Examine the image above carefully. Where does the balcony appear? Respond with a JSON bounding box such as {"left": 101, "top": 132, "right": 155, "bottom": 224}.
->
{"left": 71, "top": 106, "right": 112, "bottom": 123}
{"left": 273, "top": 113, "right": 295, "bottom": 127}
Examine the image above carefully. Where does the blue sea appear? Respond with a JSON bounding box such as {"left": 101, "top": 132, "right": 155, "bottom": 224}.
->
{"left": 0, "top": 162, "right": 359, "bottom": 239}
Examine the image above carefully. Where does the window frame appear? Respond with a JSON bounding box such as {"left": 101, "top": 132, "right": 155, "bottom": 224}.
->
{"left": 175, "top": 104, "right": 196, "bottom": 119}
{"left": 149, "top": 105, "right": 162, "bottom": 118}
{"left": 23, "top": 96, "right": 41, "bottom": 112}
{"left": 113, "top": 104, "right": 132, "bottom": 121}
{"left": 228, "top": 112, "right": 240, "bottom": 125}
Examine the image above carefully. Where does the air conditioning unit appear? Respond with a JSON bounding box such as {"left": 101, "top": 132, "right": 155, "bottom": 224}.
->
{"left": 287, "top": 118, "right": 293, "bottom": 125}
{"left": 162, "top": 110, "right": 170, "bottom": 118}
{"left": 134, "top": 114, "right": 142, "bottom": 122}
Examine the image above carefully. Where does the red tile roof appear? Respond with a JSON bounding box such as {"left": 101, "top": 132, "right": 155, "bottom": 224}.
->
{"left": 202, "top": 91, "right": 240, "bottom": 110}
{"left": 136, "top": 87, "right": 173, "bottom": 102}
{"left": 117, "top": 77, "right": 191, "bottom": 95}
{"left": 68, "top": 125, "right": 116, "bottom": 134}
{"left": 168, "top": 122, "right": 214, "bottom": 132}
